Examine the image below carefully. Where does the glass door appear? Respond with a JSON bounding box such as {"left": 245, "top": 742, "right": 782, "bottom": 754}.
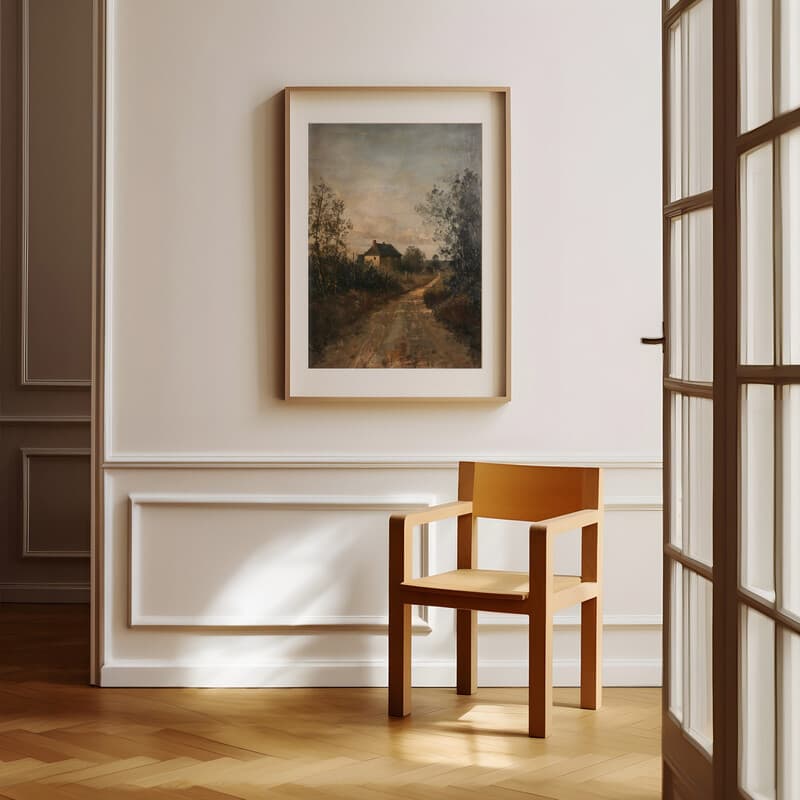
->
{"left": 737, "top": 2, "right": 800, "bottom": 798}
{"left": 661, "top": 1, "right": 716, "bottom": 795}
{"left": 661, "top": 1, "right": 800, "bottom": 797}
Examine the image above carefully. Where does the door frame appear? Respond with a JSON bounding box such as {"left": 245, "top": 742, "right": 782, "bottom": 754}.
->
{"left": 89, "top": 0, "right": 107, "bottom": 687}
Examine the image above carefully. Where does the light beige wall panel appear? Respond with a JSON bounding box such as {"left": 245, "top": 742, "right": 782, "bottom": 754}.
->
{"left": 108, "top": 0, "right": 663, "bottom": 460}
{"left": 129, "top": 495, "right": 433, "bottom": 628}
{"left": 22, "top": 0, "right": 92, "bottom": 385}
{"left": 102, "top": 0, "right": 664, "bottom": 685}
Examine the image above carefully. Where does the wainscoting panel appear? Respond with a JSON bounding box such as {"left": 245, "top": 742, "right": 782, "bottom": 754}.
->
{"left": 20, "top": 0, "right": 92, "bottom": 386}
{"left": 102, "top": 462, "right": 662, "bottom": 687}
{"left": 23, "top": 448, "right": 91, "bottom": 557}
{"left": 128, "top": 493, "right": 432, "bottom": 630}
{"left": 0, "top": 427, "right": 90, "bottom": 600}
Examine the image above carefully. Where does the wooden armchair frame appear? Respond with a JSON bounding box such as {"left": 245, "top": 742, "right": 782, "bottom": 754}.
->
{"left": 388, "top": 462, "right": 603, "bottom": 738}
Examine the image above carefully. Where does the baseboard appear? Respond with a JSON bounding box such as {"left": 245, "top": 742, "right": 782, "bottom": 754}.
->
{"left": 0, "top": 582, "right": 90, "bottom": 603}
{"left": 101, "top": 658, "right": 662, "bottom": 688}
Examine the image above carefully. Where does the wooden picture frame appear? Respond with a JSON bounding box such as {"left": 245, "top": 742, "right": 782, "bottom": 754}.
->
{"left": 284, "top": 86, "right": 510, "bottom": 401}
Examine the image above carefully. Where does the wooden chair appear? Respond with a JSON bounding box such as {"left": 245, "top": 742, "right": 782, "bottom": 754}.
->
{"left": 388, "top": 461, "right": 603, "bottom": 738}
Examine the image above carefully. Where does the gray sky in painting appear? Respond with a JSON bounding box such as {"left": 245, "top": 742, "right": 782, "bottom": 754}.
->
{"left": 309, "top": 123, "right": 481, "bottom": 257}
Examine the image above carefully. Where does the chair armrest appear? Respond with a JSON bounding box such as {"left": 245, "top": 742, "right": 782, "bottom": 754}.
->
{"left": 390, "top": 501, "right": 473, "bottom": 532}
{"left": 389, "top": 501, "right": 473, "bottom": 585}
{"left": 529, "top": 508, "right": 601, "bottom": 537}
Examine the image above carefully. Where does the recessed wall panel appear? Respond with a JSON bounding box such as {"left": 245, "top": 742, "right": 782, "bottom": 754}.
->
{"left": 129, "top": 496, "right": 432, "bottom": 627}
{"left": 24, "top": 450, "right": 90, "bottom": 556}
{"left": 22, "top": 0, "right": 92, "bottom": 384}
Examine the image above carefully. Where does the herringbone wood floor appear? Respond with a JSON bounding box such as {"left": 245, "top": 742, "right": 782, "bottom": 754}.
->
{"left": 0, "top": 605, "right": 661, "bottom": 799}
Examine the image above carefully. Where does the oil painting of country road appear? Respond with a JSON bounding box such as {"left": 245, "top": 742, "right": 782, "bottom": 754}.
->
{"left": 308, "top": 123, "right": 482, "bottom": 369}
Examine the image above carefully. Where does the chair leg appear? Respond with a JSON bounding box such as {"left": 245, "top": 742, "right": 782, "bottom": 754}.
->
{"left": 528, "top": 609, "right": 552, "bottom": 737}
{"left": 388, "top": 599, "right": 411, "bottom": 717}
{"left": 580, "top": 596, "right": 602, "bottom": 710}
{"left": 456, "top": 609, "right": 477, "bottom": 695}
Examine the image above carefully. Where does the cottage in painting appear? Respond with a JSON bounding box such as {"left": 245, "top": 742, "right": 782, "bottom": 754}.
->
{"left": 362, "top": 240, "right": 401, "bottom": 270}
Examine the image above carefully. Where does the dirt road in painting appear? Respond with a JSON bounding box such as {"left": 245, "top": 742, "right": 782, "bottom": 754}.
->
{"left": 314, "top": 277, "right": 476, "bottom": 369}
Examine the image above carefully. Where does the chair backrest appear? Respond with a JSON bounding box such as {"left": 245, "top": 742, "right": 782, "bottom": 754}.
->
{"left": 457, "top": 461, "right": 601, "bottom": 522}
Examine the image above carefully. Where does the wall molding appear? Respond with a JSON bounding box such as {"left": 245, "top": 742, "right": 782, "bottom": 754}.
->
{"left": 19, "top": 0, "right": 91, "bottom": 388}
{"left": 0, "top": 415, "right": 91, "bottom": 424}
{"left": 605, "top": 496, "right": 662, "bottom": 511}
{"left": 92, "top": 0, "right": 109, "bottom": 687}
{"left": 127, "top": 615, "right": 432, "bottom": 632}
{"left": 0, "top": 582, "right": 89, "bottom": 603}
{"left": 480, "top": 613, "right": 662, "bottom": 628}
{"left": 22, "top": 447, "right": 91, "bottom": 558}
{"left": 128, "top": 493, "right": 434, "bottom": 631}
{"left": 104, "top": 455, "right": 663, "bottom": 470}
{"left": 100, "top": 657, "right": 662, "bottom": 688}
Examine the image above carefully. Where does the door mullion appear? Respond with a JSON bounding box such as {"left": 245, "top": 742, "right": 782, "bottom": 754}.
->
{"left": 666, "top": 544, "right": 714, "bottom": 582}
{"left": 712, "top": 0, "right": 738, "bottom": 795}
{"left": 738, "top": 589, "right": 800, "bottom": 636}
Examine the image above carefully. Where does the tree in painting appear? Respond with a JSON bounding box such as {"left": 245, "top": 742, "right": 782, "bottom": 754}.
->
{"left": 308, "top": 181, "right": 352, "bottom": 293}
{"left": 400, "top": 245, "right": 426, "bottom": 274}
{"left": 416, "top": 169, "right": 482, "bottom": 356}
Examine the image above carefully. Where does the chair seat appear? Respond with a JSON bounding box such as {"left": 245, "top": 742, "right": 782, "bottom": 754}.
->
{"left": 401, "top": 569, "right": 582, "bottom": 601}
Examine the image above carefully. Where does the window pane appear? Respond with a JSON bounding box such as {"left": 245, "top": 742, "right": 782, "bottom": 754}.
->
{"left": 742, "top": 384, "right": 776, "bottom": 602}
{"left": 671, "top": 394, "right": 684, "bottom": 550}
{"left": 779, "top": 628, "right": 800, "bottom": 800}
{"left": 687, "top": 398, "right": 713, "bottom": 566}
{"left": 782, "top": 129, "right": 800, "bottom": 364}
{"left": 686, "top": 571, "right": 712, "bottom": 752}
{"left": 669, "top": 560, "right": 684, "bottom": 722}
{"left": 783, "top": 385, "right": 800, "bottom": 619}
{"left": 670, "top": 218, "right": 683, "bottom": 378}
{"left": 688, "top": 210, "right": 713, "bottom": 381}
{"left": 740, "top": 0, "right": 774, "bottom": 132}
{"left": 668, "top": 2, "right": 712, "bottom": 202}
{"left": 778, "top": 0, "right": 800, "bottom": 115}
{"left": 741, "top": 606, "right": 776, "bottom": 800}
{"left": 669, "top": 21, "right": 683, "bottom": 202}
{"left": 741, "top": 144, "right": 775, "bottom": 365}
{"left": 686, "top": 0, "right": 712, "bottom": 196}
{"left": 669, "top": 210, "right": 713, "bottom": 381}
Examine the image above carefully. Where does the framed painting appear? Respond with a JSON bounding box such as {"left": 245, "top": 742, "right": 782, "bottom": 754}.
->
{"left": 284, "top": 86, "right": 510, "bottom": 400}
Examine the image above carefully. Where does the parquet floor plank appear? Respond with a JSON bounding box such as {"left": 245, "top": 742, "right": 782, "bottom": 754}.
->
{"left": 0, "top": 605, "right": 662, "bottom": 800}
{"left": 0, "top": 758, "right": 90, "bottom": 787}
{"left": 39, "top": 755, "right": 159, "bottom": 784}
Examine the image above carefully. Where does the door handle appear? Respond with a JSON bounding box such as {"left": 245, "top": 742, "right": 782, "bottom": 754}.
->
{"left": 641, "top": 322, "right": 665, "bottom": 348}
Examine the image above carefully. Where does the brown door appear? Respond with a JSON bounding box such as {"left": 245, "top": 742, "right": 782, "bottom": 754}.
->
{"left": 661, "top": 1, "right": 800, "bottom": 797}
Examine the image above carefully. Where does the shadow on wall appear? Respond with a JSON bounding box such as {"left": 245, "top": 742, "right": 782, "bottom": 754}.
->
{"left": 139, "top": 508, "right": 425, "bottom": 686}
{"left": 251, "top": 92, "right": 285, "bottom": 405}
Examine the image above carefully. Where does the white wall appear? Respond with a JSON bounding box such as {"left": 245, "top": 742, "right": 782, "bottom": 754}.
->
{"left": 102, "top": 0, "right": 663, "bottom": 687}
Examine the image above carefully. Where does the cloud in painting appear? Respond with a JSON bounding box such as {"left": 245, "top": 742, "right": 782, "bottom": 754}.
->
{"left": 309, "top": 123, "right": 481, "bottom": 257}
